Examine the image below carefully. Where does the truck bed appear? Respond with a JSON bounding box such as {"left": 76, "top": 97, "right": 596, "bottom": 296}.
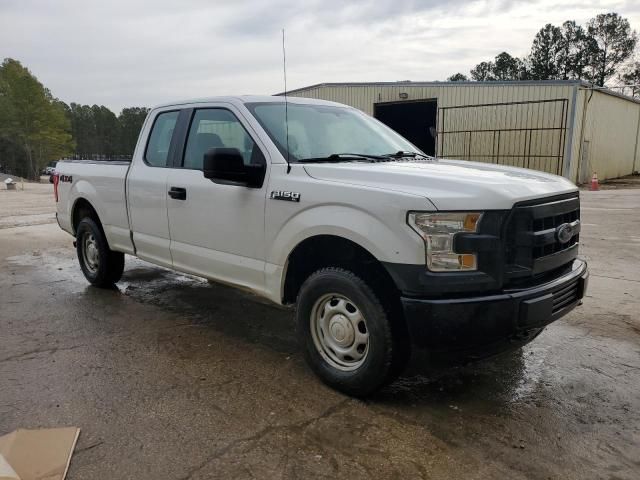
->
{"left": 57, "top": 160, "right": 131, "bottom": 165}
{"left": 55, "top": 160, "right": 134, "bottom": 254}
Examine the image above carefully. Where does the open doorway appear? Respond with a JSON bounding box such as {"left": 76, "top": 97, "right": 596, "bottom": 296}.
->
{"left": 374, "top": 100, "right": 438, "bottom": 155}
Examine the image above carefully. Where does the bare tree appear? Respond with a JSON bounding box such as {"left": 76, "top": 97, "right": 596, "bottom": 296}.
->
{"left": 584, "top": 13, "right": 637, "bottom": 86}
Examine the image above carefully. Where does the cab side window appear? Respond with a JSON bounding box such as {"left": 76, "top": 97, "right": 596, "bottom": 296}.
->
{"left": 183, "top": 109, "right": 263, "bottom": 170}
{"left": 145, "top": 111, "right": 179, "bottom": 167}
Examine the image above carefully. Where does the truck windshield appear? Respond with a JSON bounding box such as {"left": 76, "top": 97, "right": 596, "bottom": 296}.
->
{"left": 245, "top": 102, "right": 422, "bottom": 162}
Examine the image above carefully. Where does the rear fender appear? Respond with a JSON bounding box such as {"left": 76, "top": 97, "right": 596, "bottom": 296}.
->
{"left": 68, "top": 180, "right": 106, "bottom": 235}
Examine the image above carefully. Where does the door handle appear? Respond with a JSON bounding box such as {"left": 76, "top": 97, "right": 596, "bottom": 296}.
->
{"left": 168, "top": 186, "right": 187, "bottom": 200}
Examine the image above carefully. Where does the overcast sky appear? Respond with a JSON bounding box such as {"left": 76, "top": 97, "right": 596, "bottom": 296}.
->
{"left": 1, "top": 0, "right": 639, "bottom": 112}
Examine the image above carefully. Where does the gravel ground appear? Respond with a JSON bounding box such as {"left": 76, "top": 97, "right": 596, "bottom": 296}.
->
{"left": 0, "top": 185, "right": 639, "bottom": 479}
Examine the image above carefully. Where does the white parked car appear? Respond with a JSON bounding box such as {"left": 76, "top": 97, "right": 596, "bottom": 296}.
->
{"left": 43, "top": 162, "right": 58, "bottom": 176}
{"left": 54, "top": 96, "right": 588, "bottom": 396}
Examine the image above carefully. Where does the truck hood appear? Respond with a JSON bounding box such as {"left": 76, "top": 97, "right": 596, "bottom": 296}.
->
{"left": 303, "top": 159, "right": 578, "bottom": 210}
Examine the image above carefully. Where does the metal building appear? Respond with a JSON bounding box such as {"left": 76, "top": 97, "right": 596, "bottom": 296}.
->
{"left": 284, "top": 80, "right": 640, "bottom": 183}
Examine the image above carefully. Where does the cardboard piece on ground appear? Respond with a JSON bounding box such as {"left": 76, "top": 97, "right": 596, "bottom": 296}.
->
{"left": 0, "top": 454, "right": 20, "bottom": 480}
{"left": 0, "top": 428, "right": 80, "bottom": 480}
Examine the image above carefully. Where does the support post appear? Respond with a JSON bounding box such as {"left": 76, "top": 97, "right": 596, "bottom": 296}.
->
{"left": 563, "top": 84, "right": 579, "bottom": 181}
{"left": 633, "top": 103, "right": 640, "bottom": 174}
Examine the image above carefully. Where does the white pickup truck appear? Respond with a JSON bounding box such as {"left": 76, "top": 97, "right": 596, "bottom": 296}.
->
{"left": 55, "top": 95, "right": 588, "bottom": 396}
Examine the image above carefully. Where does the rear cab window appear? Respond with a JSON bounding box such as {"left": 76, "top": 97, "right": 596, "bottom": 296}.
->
{"left": 145, "top": 110, "right": 179, "bottom": 167}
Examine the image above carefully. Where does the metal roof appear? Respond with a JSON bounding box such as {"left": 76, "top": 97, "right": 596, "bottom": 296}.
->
{"left": 280, "top": 79, "right": 588, "bottom": 95}
{"left": 279, "top": 80, "right": 640, "bottom": 104}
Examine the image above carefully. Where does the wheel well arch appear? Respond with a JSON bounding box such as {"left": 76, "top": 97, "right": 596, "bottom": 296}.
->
{"left": 282, "top": 234, "right": 401, "bottom": 307}
{"left": 71, "top": 197, "right": 102, "bottom": 236}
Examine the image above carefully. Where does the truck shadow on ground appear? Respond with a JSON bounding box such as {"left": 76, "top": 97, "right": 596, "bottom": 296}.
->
{"left": 119, "top": 265, "right": 299, "bottom": 354}
{"left": 115, "top": 263, "right": 530, "bottom": 409}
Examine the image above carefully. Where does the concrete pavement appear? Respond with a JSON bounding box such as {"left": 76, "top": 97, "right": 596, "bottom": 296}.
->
{"left": 0, "top": 184, "right": 639, "bottom": 479}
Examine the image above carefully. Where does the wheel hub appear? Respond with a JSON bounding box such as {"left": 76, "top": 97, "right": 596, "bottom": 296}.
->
{"left": 86, "top": 243, "right": 98, "bottom": 264}
{"left": 82, "top": 233, "right": 99, "bottom": 273}
{"left": 328, "top": 314, "right": 355, "bottom": 347}
{"left": 310, "top": 293, "right": 370, "bottom": 371}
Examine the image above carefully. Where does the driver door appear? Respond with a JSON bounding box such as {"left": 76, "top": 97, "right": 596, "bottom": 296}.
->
{"left": 166, "top": 105, "right": 269, "bottom": 293}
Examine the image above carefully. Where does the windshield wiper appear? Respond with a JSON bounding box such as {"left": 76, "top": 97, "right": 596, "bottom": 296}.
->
{"left": 298, "top": 153, "right": 387, "bottom": 163}
{"left": 382, "top": 151, "right": 430, "bottom": 159}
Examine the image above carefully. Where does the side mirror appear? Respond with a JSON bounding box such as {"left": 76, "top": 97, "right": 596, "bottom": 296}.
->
{"left": 203, "top": 148, "right": 265, "bottom": 188}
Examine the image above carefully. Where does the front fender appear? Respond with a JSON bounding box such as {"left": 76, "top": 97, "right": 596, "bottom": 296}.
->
{"left": 267, "top": 204, "right": 426, "bottom": 267}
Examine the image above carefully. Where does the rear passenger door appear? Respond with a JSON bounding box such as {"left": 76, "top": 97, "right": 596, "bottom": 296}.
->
{"left": 126, "top": 109, "right": 178, "bottom": 268}
{"left": 165, "top": 105, "right": 269, "bottom": 293}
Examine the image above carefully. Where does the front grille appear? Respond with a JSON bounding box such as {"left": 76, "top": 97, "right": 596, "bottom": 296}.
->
{"left": 505, "top": 193, "right": 581, "bottom": 279}
{"left": 532, "top": 209, "right": 579, "bottom": 258}
{"left": 552, "top": 277, "right": 580, "bottom": 314}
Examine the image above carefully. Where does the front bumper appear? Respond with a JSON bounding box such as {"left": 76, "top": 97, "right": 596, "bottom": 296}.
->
{"left": 401, "top": 259, "right": 588, "bottom": 356}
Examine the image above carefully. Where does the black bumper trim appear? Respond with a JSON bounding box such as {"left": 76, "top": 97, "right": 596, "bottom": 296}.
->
{"left": 401, "top": 259, "right": 588, "bottom": 354}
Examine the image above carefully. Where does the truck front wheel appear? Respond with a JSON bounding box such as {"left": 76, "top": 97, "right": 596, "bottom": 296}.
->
{"left": 76, "top": 218, "right": 124, "bottom": 287}
{"left": 296, "top": 267, "right": 407, "bottom": 396}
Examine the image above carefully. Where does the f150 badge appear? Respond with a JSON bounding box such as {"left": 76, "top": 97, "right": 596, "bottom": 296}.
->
{"left": 270, "top": 190, "right": 301, "bottom": 202}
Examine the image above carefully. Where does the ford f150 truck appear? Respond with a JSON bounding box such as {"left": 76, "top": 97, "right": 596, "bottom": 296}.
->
{"left": 54, "top": 95, "right": 588, "bottom": 396}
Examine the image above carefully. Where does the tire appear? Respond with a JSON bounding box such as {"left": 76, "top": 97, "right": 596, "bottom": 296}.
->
{"left": 296, "top": 267, "right": 408, "bottom": 397}
{"left": 76, "top": 218, "right": 125, "bottom": 287}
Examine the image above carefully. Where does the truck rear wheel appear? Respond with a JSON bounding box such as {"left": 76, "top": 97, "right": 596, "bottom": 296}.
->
{"left": 76, "top": 218, "right": 124, "bottom": 287}
{"left": 296, "top": 267, "right": 407, "bottom": 397}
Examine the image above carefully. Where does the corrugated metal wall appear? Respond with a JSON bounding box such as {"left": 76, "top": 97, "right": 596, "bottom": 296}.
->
{"left": 287, "top": 82, "right": 640, "bottom": 182}
{"left": 437, "top": 98, "right": 569, "bottom": 175}
{"left": 572, "top": 89, "right": 640, "bottom": 183}
{"left": 288, "top": 82, "right": 575, "bottom": 116}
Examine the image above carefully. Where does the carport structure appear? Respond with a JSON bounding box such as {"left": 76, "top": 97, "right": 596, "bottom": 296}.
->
{"left": 283, "top": 80, "right": 640, "bottom": 183}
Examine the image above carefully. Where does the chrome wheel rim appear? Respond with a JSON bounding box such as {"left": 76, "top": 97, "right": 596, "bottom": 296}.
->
{"left": 310, "top": 293, "right": 369, "bottom": 371}
{"left": 82, "top": 232, "right": 99, "bottom": 274}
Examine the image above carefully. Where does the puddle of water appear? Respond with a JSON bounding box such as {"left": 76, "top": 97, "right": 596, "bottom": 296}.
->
{"left": 8, "top": 250, "right": 640, "bottom": 425}
{"left": 8, "top": 250, "right": 298, "bottom": 353}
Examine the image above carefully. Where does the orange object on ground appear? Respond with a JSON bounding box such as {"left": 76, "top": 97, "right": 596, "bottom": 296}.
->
{"left": 590, "top": 172, "right": 599, "bottom": 191}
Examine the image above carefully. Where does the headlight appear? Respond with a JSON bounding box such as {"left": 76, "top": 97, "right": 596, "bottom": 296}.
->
{"left": 408, "top": 212, "right": 483, "bottom": 271}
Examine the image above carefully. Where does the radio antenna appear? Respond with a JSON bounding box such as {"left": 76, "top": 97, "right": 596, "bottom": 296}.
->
{"left": 282, "top": 28, "right": 291, "bottom": 174}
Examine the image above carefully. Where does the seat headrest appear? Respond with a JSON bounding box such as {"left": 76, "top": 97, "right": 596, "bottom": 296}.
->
{"left": 196, "top": 132, "right": 223, "bottom": 151}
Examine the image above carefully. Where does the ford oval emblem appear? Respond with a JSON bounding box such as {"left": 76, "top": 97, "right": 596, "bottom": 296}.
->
{"left": 556, "top": 223, "right": 574, "bottom": 244}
